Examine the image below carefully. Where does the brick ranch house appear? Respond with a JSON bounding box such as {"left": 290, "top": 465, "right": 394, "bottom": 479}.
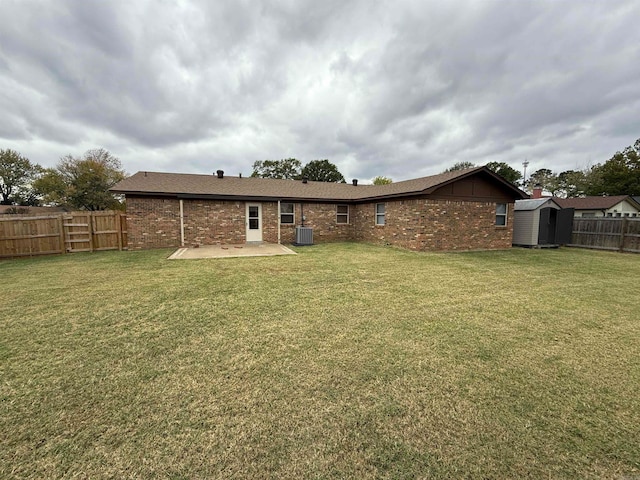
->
{"left": 110, "top": 166, "right": 528, "bottom": 252}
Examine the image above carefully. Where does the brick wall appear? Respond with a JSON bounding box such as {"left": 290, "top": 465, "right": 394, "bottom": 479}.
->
{"left": 264, "top": 202, "right": 355, "bottom": 244}
{"left": 126, "top": 196, "right": 181, "bottom": 249}
{"left": 353, "top": 198, "right": 514, "bottom": 251}
{"left": 182, "top": 200, "right": 246, "bottom": 245}
{"left": 126, "top": 196, "right": 513, "bottom": 251}
{"left": 296, "top": 203, "right": 355, "bottom": 242}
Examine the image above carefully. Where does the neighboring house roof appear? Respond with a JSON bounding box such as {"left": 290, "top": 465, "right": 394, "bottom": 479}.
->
{"left": 0, "top": 205, "right": 68, "bottom": 215}
{"left": 514, "top": 198, "right": 562, "bottom": 211}
{"left": 111, "top": 167, "right": 528, "bottom": 202}
{"left": 553, "top": 195, "right": 640, "bottom": 210}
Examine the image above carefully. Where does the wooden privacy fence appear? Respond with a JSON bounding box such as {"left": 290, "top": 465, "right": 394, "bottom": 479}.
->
{"left": 569, "top": 218, "right": 640, "bottom": 253}
{"left": 0, "top": 211, "right": 127, "bottom": 258}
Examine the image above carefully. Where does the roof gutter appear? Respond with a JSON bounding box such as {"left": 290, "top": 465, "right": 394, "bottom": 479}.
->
{"left": 177, "top": 193, "right": 364, "bottom": 203}
{"left": 114, "top": 189, "right": 521, "bottom": 204}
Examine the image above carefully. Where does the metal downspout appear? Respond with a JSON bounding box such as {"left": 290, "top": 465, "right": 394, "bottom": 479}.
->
{"left": 277, "top": 200, "right": 281, "bottom": 244}
{"left": 179, "top": 199, "right": 185, "bottom": 247}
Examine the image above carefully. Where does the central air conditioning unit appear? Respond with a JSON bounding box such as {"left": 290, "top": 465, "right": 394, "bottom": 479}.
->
{"left": 295, "top": 226, "right": 313, "bottom": 245}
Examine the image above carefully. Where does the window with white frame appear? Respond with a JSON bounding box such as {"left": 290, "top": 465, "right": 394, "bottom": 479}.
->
{"left": 336, "top": 205, "right": 349, "bottom": 224}
{"left": 280, "top": 203, "right": 294, "bottom": 224}
{"left": 375, "top": 203, "right": 386, "bottom": 225}
{"left": 495, "top": 203, "right": 507, "bottom": 226}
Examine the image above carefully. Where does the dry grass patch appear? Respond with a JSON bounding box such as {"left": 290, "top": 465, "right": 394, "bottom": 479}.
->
{"left": 1, "top": 244, "right": 639, "bottom": 478}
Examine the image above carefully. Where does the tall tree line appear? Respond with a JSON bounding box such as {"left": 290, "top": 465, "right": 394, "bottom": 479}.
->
{"left": 523, "top": 139, "right": 639, "bottom": 197}
{"left": 443, "top": 137, "right": 640, "bottom": 197}
{"left": 0, "top": 148, "right": 126, "bottom": 210}
{"left": 250, "top": 158, "right": 346, "bottom": 183}
{"left": 3, "top": 137, "right": 639, "bottom": 209}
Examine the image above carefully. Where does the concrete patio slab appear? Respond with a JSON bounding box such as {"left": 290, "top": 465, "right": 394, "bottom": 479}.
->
{"left": 168, "top": 243, "right": 297, "bottom": 260}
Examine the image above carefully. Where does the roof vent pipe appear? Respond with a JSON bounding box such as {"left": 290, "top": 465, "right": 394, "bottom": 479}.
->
{"left": 302, "top": 177, "right": 308, "bottom": 184}
{"left": 352, "top": 179, "right": 358, "bottom": 186}
{"left": 216, "top": 170, "right": 224, "bottom": 179}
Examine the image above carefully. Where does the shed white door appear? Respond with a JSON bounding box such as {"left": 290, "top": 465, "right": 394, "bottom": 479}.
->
{"left": 246, "top": 203, "right": 262, "bottom": 242}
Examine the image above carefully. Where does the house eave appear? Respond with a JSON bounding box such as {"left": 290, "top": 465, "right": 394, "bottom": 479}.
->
{"left": 114, "top": 190, "right": 362, "bottom": 204}
{"left": 177, "top": 194, "right": 358, "bottom": 203}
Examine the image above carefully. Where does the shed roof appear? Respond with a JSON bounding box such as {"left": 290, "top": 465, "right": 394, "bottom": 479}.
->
{"left": 514, "top": 198, "right": 562, "bottom": 211}
{"left": 553, "top": 195, "right": 639, "bottom": 210}
{"left": 111, "top": 167, "right": 527, "bottom": 202}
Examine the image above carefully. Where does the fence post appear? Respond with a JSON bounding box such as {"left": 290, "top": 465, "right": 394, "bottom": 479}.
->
{"left": 88, "top": 213, "right": 94, "bottom": 252}
{"left": 619, "top": 217, "right": 628, "bottom": 253}
{"left": 57, "top": 214, "right": 66, "bottom": 254}
{"left": 121, "top": 213, "right": 127, "bottom": 250}
{"left": 116, "top": 212, "right": 123, "bottom": 251}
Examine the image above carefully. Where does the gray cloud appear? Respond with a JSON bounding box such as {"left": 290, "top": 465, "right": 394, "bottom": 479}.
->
{"left": 0, "top": 0, "right": 639, "bottom": 182}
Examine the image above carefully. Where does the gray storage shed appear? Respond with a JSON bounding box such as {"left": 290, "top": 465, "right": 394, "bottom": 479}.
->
{"left": 513, "top": 198, "right": 574, "bottom": 247}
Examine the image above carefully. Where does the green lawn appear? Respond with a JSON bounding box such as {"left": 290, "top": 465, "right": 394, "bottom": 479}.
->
{"left": 1, "top": 244, "right": 639, "bottom": 479}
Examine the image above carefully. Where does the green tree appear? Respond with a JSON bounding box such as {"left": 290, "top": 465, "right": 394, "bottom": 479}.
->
{"left": 33, "top": 149, "right": 127, "bottom": 210}
{"left": 250, "top": 159, "right": 302, "bottom": 179}
{"left": 33, "top": 168, "right": 67, "bottom": 206}
{"left": 585, "top": 139, "right": 640, "bottom": 196}
{"left": 526, "top": 168, "right": 559, "bottom": 195}
{"left": 443, "top": 161, "right": 476, "bottom": 173}
{"left": 12, "top": 185, "right": 44, "bottom": 206}
{"left": 300, "top": 159, "right": 345, "bottom": 183}
{"left": 0, "top": 149, "right": 41, "bottom": 205}
{"left": 555, "top": 170, "right": 587, "bottom": 198}
{"left": 372, "top": 176, "right": 393, "bottom": 185}
{"left": 485, "top": 162, "right": 522, "bottom": 186}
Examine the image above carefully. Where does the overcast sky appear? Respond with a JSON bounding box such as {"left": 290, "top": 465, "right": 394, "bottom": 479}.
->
{"left": 1, "top": 0, "right": 639, "bottom": 183}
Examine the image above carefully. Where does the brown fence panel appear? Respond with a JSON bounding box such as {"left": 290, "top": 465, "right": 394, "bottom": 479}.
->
{"left": 0, "top": 215, "right": 64, "bottom": 258}
{"left": 569, "top": 218, "right": 640, "bottom": 253}
{"left": 623, "top": 218, "right": 640, "bottom": 253}
{"left": 0, "top": 211, "right": 127, "bottom": 258}
{"left": 92, "top": 211, "right": 123, "bottom": 251}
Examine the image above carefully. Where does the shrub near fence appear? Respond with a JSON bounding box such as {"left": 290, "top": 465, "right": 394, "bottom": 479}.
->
{"left": 0, "top": 211, "right": 127, "bottom": 258}
{"left": 570, "top": 218, "right": 640, "bottom": 253}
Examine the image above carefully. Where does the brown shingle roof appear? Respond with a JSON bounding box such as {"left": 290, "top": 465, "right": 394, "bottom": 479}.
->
{"left": 0, "top": 205, "right": 69, "bottom": 215}
{"left": 111, "top": 167, "right": 527, "bottom": 202}
{"left": 553, "top": 195, "right": 637, "bottom": 210}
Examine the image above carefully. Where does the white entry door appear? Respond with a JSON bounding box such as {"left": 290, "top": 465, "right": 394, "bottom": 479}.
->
{"left": 246, "top": 203, "right": 262, "bottom": 242}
